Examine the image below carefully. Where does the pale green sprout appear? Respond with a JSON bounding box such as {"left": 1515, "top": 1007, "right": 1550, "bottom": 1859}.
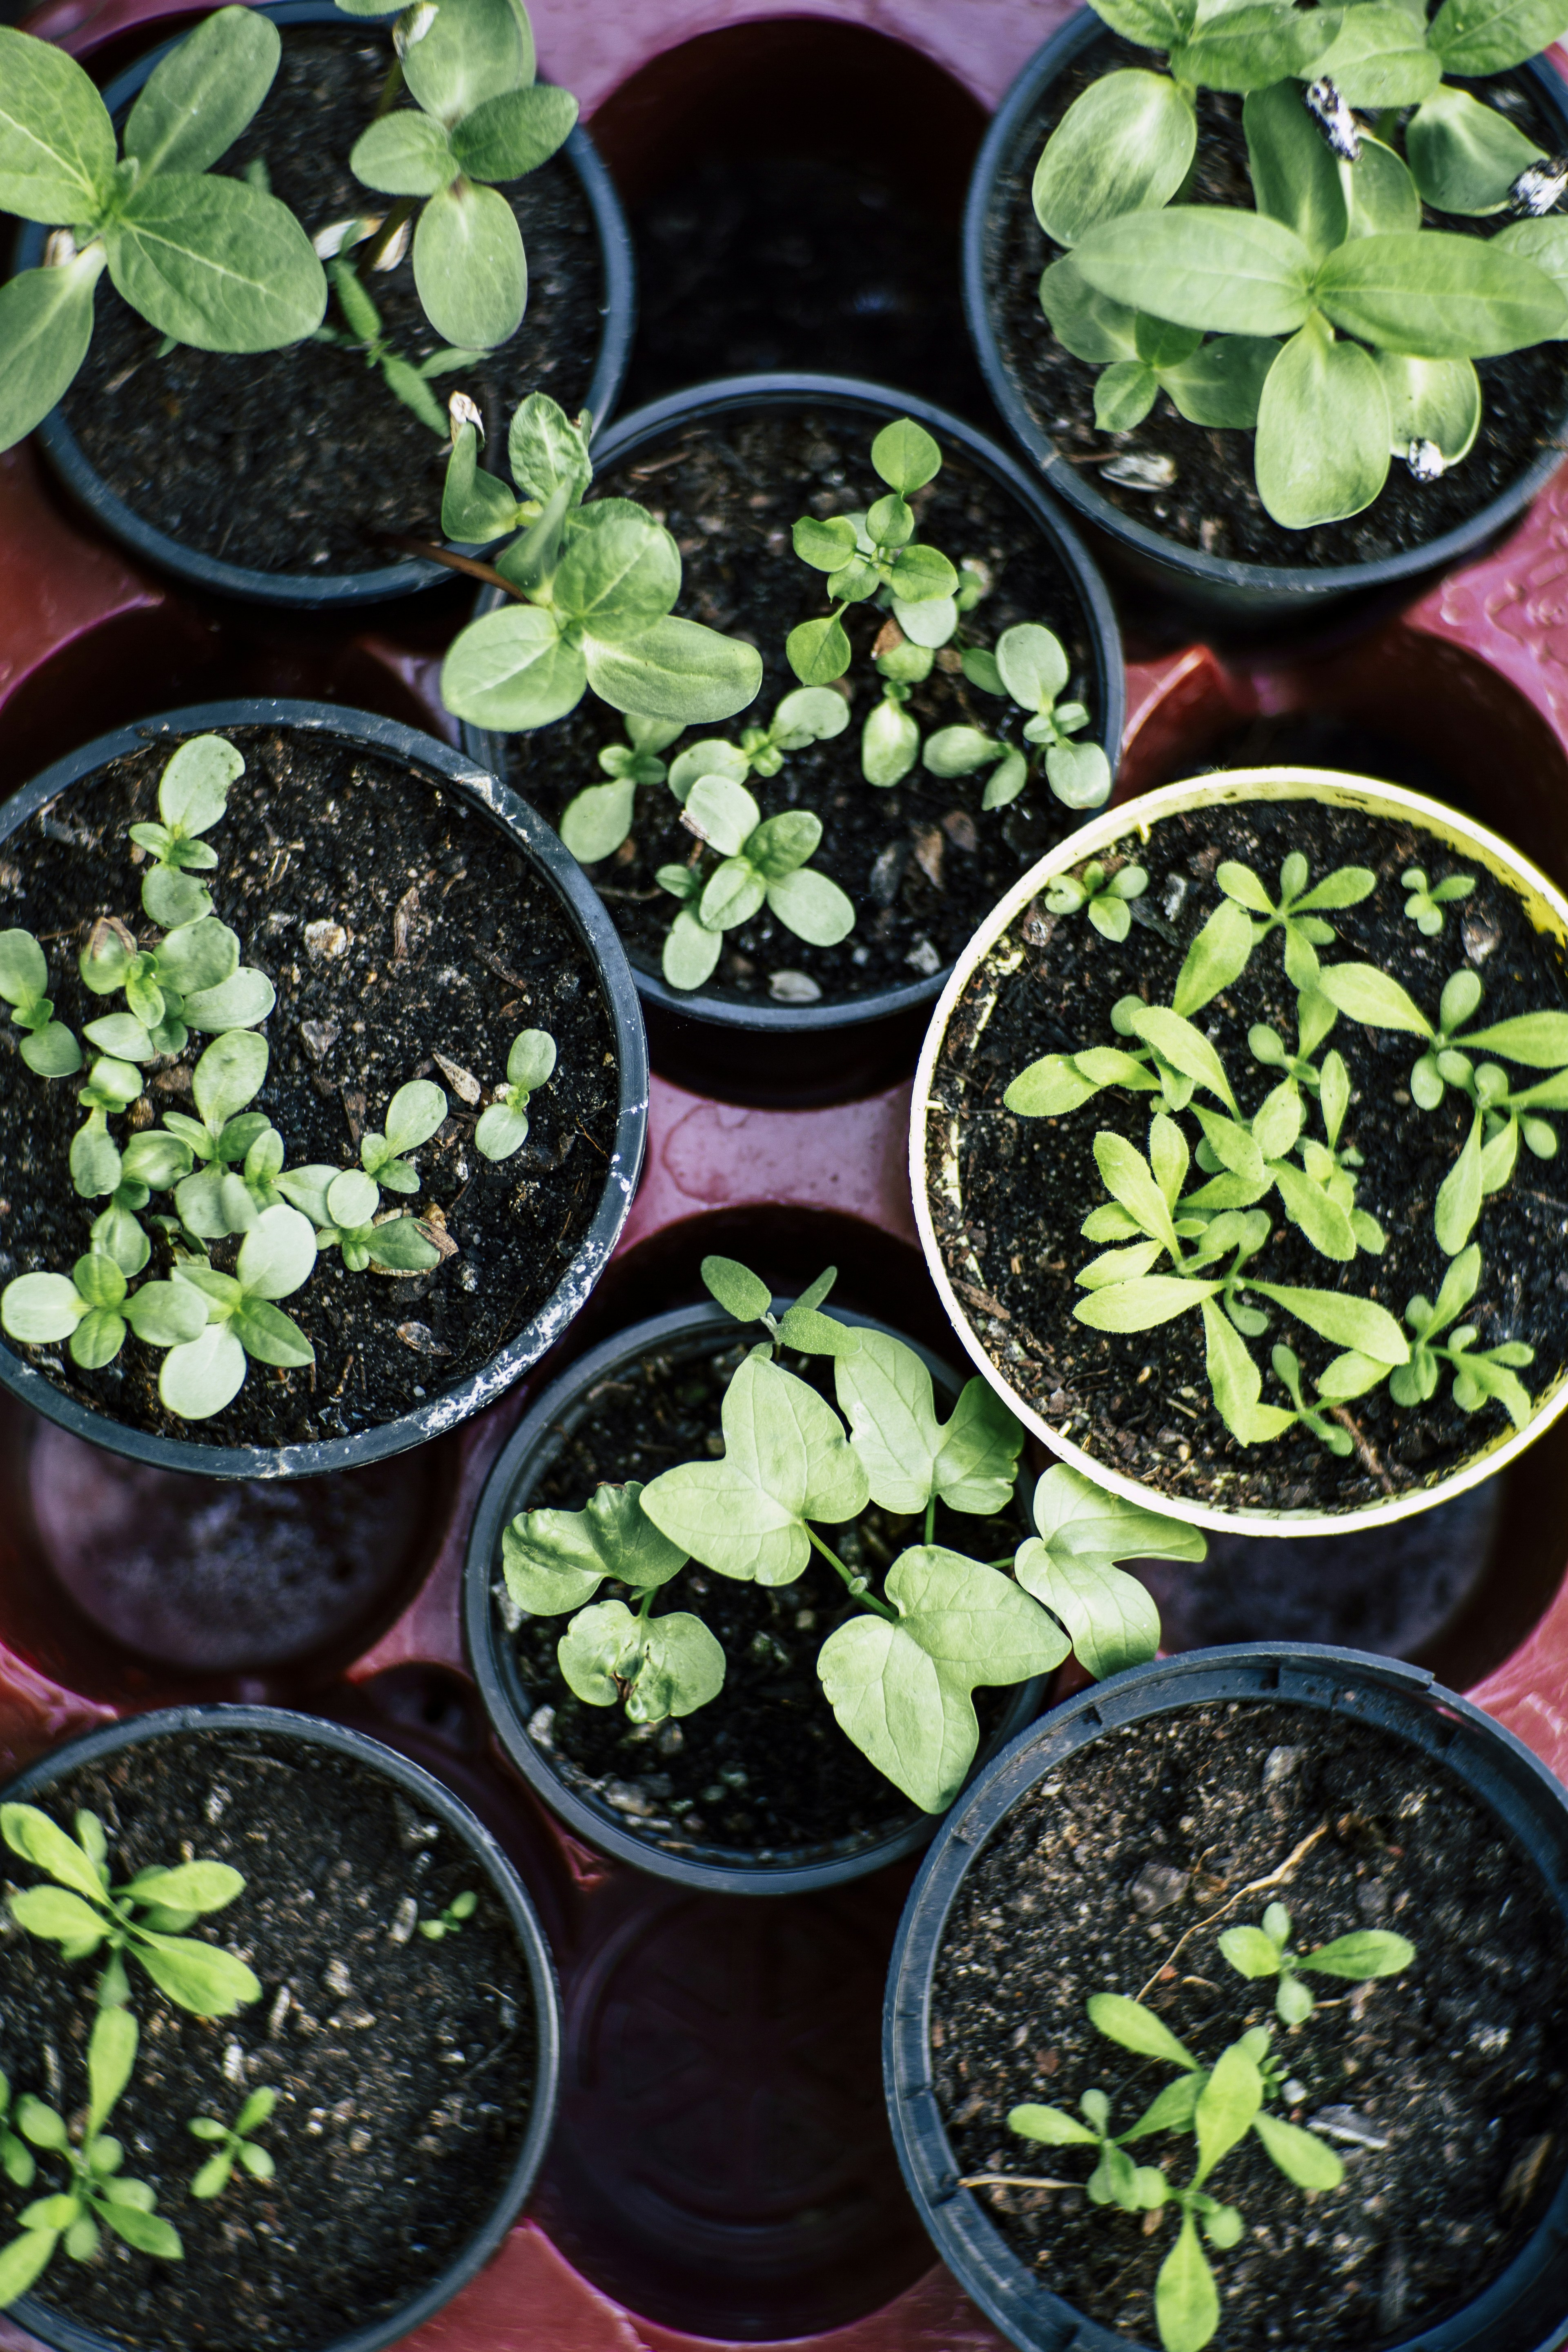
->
{"left": 657, "top": 773, "right": 855, "bottom": 992}
{"left": 927, "top": 624, "right": 1111, "bottom": 811}
{"left": 1045, "top": 859, "right": 1148, "bottom": 942}
{"left": 0, "top": 9, "right": 326, "bottom": 453}
{"left": 128, "top": 734, "right": 245, "bottom": 928}
{"left": 79, "top": 906, "right": 274, "bottom": 1058}
{"left": 786, "top": 418, "right": 960, "bottom": 685}
{"left": 559, "top": 714, "right": 685, "bottom": 862}
{"left": 1218, "top": 1901, "right": 1416, "bottom": 2024}
{"left": 0, "top": 931, "right": 80, "bottom": 1077}
{"left": 0, "top": 2009, "right": 180, "bottom": 2305}
{"left": 2, "top": 1802, "right": 261, "bottom": 2016}
{"left": 70, "top": 1057, "right": 145, "bottom": 1201}
{"left": 475, "top": 1029, "right": 556, "bottom": 1160}
{"left": 360, "top": 1078, "right": 449, "bottom": 1193}
{"left": 161, "top": 1029, "right": 276, "bottom": 1240}
{"left": 560, "top": 688, "right": 846, "bottom": 864}
{"left": 0, "top": 1251, "right": 206, "bottom": 1371}
{"left": 1391, "top": 1245, "right": 1535, "bottom": 1427}
{"left": 1217, "top": 851, "right": 1375, "bottom": 989}
{"left": 862, "top": 637, "right": 932, "bottom": 787}
{"left": 271, "top": 1161, "right": 441, "bottom": 1274}
{"left": 189, "top": 2087, "right": 278, "bottom": 2199}
{"left": 1403, "top": 865, "right": 1477, "bottom": 935}
{"left": 159, "top": 1204, "right": 318, "bottom": 1420}
{"left": 0, "top": 2077, "right": 36, "bottom": 2195}
{"left": 419, "top": 1890, "right": 478, "bottom": 1940}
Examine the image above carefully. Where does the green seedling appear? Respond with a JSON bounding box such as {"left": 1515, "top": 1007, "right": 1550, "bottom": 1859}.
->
{"left": 79, "top": 906, "right": 273, "bottom": 1059}
{"left": 560, "top": 689, "right": 849, "bottom": 862}
{"left": 160, "top": 1029, "right": 275, "bottom": 1239}
{"left": 0, "top": 931, "right": 80, "bottom": 1078}
{"left": 127, "top": 734, "right": 244, "bottom": 928}
{"left": 0, "top": 1250, "right": 207, "bottom": 1371}
{"left": 0, "top": 2077, "right": 36, "bottom": 2194}
{"left": 272, "top": 1161, "right": 441, "bottom": 1274}
{"left": 0, "top": 2009, "right": 180, "bottom": 2305}
{"left": 1045, "top": 859, "right": 1148, "bottom": 943}
{"left": 656, "top": 774, "right": 856, "bottom": 991}
{"left": 475, "top": 1028, "right": 556, "bottom": 1160}
{"left": 1391, "top": 1244, "right": 1535, "bottom": 1427}
{"left": 86, "top": 1128, "right": 198, "bottom": 1278}
{"left": 69, "top": 1056, "right": 146, "bottom": 1200}
{"left": 0, "top": 9, "right": 325, "bottom": 454}
{"left": 157, "top": 1204, "right": 317, "bottom": 1419}
{"left": 358, "top": 1078, "right": 448, "bottom": 1193}
{"left": 559, "top": 713, "right": 686, "bottom": 861}
{"left": 2, "top": 1802, "right": 261, "bottom": 2016}
{"left": 1403, "top": 865, "right": 1477, "bottom": 935}
{"left": 419, "top": 1890, "right": 479, "bottom": 1940}
{"left": 501, "top": 1255, "right": 1194, "bottom": 1808}
{"left": 1217, "top": 851, "right": 1375, "bottom": 989}
{"left": 925, "top": 623, "right": 1111, "bottom": 811}
{"left": 312, "top": 245, "right": 474, "bottom": 434}
{"left": 437, "top": 394, "right": 762, "bottom": 735}
{"left": 862, "top": 636, "right": 933, "bottom": 786}
{"left": 1219, "top": 1900, "right": 1416, "bottom": 2023}
{"left": 787, "top": 418, "right": 960, "bottom": 684}
{"left": 189, "top": 2087, "right": 278, "bottom": 2198}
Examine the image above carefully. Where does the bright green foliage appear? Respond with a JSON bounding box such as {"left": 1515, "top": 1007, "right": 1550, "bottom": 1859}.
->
{"left": 359, "top": 1079, "right": 448, "bottom": 1194}
{"left": 0, "top": 1251, "right": 206, "bottom": 1371}
{"left": 439, "top": 396, "right": 762, "bottom": 734}
{"left": 657, "top": 770, "right": 856, "bottom": 989}
{"left": 128, "top": 733, "right": 243, "bottom": 927}
{"left": 787, "top": 419, "right": 959, "bottom": 685}
{"left": 926, "top": 624, "right": 1111, "bottom": 811}
{"left": 312, "top": 245, "right": 477, "bottom": 434}
{"left": 2, "top": 1802, "right": 261, "bottom": 2016}
{"left": 79, "top": 903, "right": 273, "bottom": 1056}
{"left": 0, "top": 10, "right": 325, "bottom": 451}
{"left": 1216, "top": 850, "right": 1374, "bottom": 990}
{"left": 1218, "top": 1900, "right": 1416, "bottom": 2023}
{"left": 1045, "top": 859, "right": 1147, "bottom": 942}
{"left": 1403, "top": 865, "right": 1477, "bottom": 935}
{"left": 419, "top": 1889, "right": 479, "bottom": 1940}
{"left": 158, "top": 1205, "right": 317, "bottom": 1419}
{"left": 0, "top": 929, "right": 80, "bottom": 1076}
{"left": 502, "top": 1257, "right": 1184, "bottom": 1806}
{"left": 475, "top": 1027, "right": 557, "bottom": 1160}
{"left": 188, "top": 2087, "right": 277, "bottom": 2199}
{"left": 0, "top": 2009, "right": 180, "bottom": 2303}
{"left": 1391, "top": 1245, "right": 1535, "bottom": 1426}
{"left": 559, "top": 714, "right": 685, "bottom": 861}
{"left": 559, "top": 689, "right": 847, "bottom": 863}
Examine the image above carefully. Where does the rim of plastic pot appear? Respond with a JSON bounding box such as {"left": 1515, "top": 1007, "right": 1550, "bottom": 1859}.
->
{"left": 10, "top": 0, "right": 637, "bottom": 613}
{"left": 0, "top": 699, "right": 649, "bottom": 1481}
{"left": 960, "top": 8, "right": 1568, "bottom": 620}
{"left": 459, "top": 370, "right": 1127, "bottom": 1037}
{"left": 0, "top": 1700, "right": 562, "bottom": 2352}
{"left": 463, "top": 1298, "right": 1047, "bottom": 1894}
{"left": 884, "top": 1641, "right": 1568, "bottom": 2352}
{"left": 910, "top": 766, "right": 1568, "bottom": 1538}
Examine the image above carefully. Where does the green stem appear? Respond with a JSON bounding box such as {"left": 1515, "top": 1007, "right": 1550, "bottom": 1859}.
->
{"left": 637, "top": 1587, "right": 655, "bottom": 1620}
{"left": 924, "top": 1495, "right": 935, "bottom": 1546}
{"left": 807, "top": 1525, "right": 896, "bottom": 1621}
{"left": 372, "top": 52, "right": 405, "bottom": 117}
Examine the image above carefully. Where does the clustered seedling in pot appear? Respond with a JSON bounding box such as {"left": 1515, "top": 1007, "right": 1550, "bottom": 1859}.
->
{"left": 498, "top": 1255, "right": 1204, "bottom": 1812}
{"left": 0, "top": 733, "right": 558, "bottom": 1422}
{"left": 1030, "top": 0, "right": 1568, "bottom": 526}
{"left": 1004, "top": 844, "right": 1558, "bottom": 1454}
{"left": 437, "top": 409, "right": 1110, "bottom": 991}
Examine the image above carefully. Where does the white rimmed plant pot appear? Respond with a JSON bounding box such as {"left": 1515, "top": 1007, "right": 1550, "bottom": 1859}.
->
{"left": 909, "top": 767, "right": 1568, "bottom": 1539}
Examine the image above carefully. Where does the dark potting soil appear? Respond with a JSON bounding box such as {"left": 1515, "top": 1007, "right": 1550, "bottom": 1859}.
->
{"left": 499, "top": 1330, "right": 1029, "bottom": 1862}
{"left": 933, "top": 1700, "right": 1568, "bottom": 2348}
{"left": 0, "top": 1725, "right": 536, "bottom": 2351}
{"left": 984, "top": 37, "right": 1568, "bottom": 570}
{"left": 496, "top": 405, "right": 1102, "bottom": 1007}
{"left": 0, "top": 725, "right": 619, "bottom": 1449}
{"left": 927, "top": 798, "right": 1568, "bottom": 1512}
{"left": 61, "top": 28, "right": 603, "bottom": 578}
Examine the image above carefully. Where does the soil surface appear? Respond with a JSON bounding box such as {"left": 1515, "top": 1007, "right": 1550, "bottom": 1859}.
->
{"left": 0, "top": 724, "right": 619, "bottom": 1449}
{"left": 984, "top": 37, "right": 1568, "bottom": 570}
{"left": 933, "top": 1700, "right": 1568, "bottom": 2349}
{"left": 0, "top": 1724, "right": 536, "bottom": 2351}
{"left": 495, "top": 405, "right": 1105, "bottom": 1007}
{"left": 62, "top": 27, "right": 604, "bottom": 578}
{"left": 927, "top": 798, "right": 1568, "bottom": 1512}
{"left": 497, "top": 1326, "right": 1028, "bottom": 1864}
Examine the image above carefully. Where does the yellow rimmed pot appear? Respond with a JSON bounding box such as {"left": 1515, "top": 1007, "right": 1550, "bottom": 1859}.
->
{"left": 909, "top": 767, "right": 1568, "bottom": 1538}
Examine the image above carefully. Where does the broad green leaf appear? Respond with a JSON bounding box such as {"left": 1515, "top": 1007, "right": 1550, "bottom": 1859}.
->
{"left": 1094, "top": 357, "right": 1159, "bottom": 432}
{"left": 773, "top": 684, "right": 849, "bottom": 747}
{"left": 123, "top": 1281, "right": 207, "bottom": 1349}
{"left": 1123, "top": 2073, "right": 1203, "bottom": 2139}
{"left": 380, "top": 1078, "right": 447, "bottom": 1156}
{"left": 158, "top": 915, "right": 236, "bottom": 997}
{"left": 887, "top": 543, "right": 956, "bottom": 605}
{"left": 684, "top": 773, "right": 761, "bottom": 858}
{"left": 159, "top": 1321, "right": 247, "bottom": 1418}
{"left": 158, "top": 733, "right": 242, "bottom": 834}
{"left": 9, "top": 1886, "right": 106, "bottom": 1944}
{"left": 190, "top": 1030, "right": 267, "bottom": 1134}
{"left": 86, "top": 2006, "right": 136, "bottom": 2138}
{"left": 1162, "top": 332, "right": 1277, "bottom": 427}
{"left": 232, "top": 1300, "right": 313, "bottom": 1369}
{"left": 767, "top": 865, "right": 855, "bottom": 947}
{"left": 107, "top": 175, "right": 325, "bottom": 350}
{"left": 1317, "top": 962, "right": 1432, "bottom": 1035}
{"left": 1495, "top": 216, "right": 1568, "bottom": 332}
{"left": 1312, "top": 2, "right": 1441, "bottom": 104}
{"left": 1078, "top": 1239, "right": 1165, "bottom": 1288}
{"left": 18, "top": 1021, "right": 81, "bottom": 1078}
{"left": 702, "top": 1254, "right": 773, "bottom": 1322}
{"left": 1342, "top": 136, "right": 1423, "bottom": 249}
{"left": 641, "top": 1351, "right": 869, "bottom": 1584}
{"left": 1218, "top": 1924, "right": 1282, "bottom": 1976}
{"left": 1171, "top": 1, "right": 1339, "bottom": 87}
{"left": 451, "top": 82, "right": 577, "bottom": 181}
{"left": 442, "top": 604, "right": 586, "bottom": 729}
{"left": 124, "top": 7, "right": 279, "bottom": 178}
{"left": 561, "top": 777, "right": 635, "bottom": 862}
{"left": 996, "top": 624, "right": 1069, "bottom": 712}
{"left": 747, "top": 808, "right": 821, "bottom": 880}
{"left": 506, "top": 1480, "right": 686, "bottom": 1613}
{"left": 1256, "top": 314, "right": 1389, "bottom": 529}
{"left": 1074, "top": 206, "right": 1314, "bottom": 337}
{"left": 1090, "top": 0, "right": 1194, "bottom": 40}
{"left": 870, "top": 416, "right": 942, "bottom": 494}
{"left": 1408, "top": 85, "right": 1544, "bottom": 216}
{"left": 1087, "top": 1994, "right": 1198, "bottom": 2068}
{"left": 1195, "top": 2041, "right": 1263, "bottom": 2183}
{"left": 554, "top": 504, "right": 679, "bottom": 642}
{"left": 401, "top": 0, "right": 529, "bottom": 121}
{"left": 1007, "top": 2102, "right": 1099, "bottom": 2145}
{"left": 833, "top": 1330, "right": 1022, "bottom": 1515}
{"left": 1374, "top": 352, "right": 1481, "bottom": 461}
{"left": 1031, "top": 71, "right": 1197, "bottom": 248}
{"left": 1244, "top": 79, "right": 1347, "bottom": 263}
{"left": 2, "top": 1274, "right": 87, "bottom": 1346}
{"left": 1027, "top": 1460, "right": 1207, "bottom": 1566}
{"left": 442, "top": 420, "right": 522, "bottom": 541}
{"left": 0, "top": 928, "right": 46, "bottom": 1005}
{"left": 351, "top": 108, "right": 457, "bottom": 196}
{"left": 1157, "top": 2216, "right": 1219, "bottom": 2352}
{"left": 816, "top": 1548, "right": 1067, "bottom": 1811}
{"left": 1129, "top": 1007, "right": 1240, "bottom": 1114}
{"left": 1203, "top": 1298, "right": 1296, "bottom": 1441}
{"left": 662, "top": 911, "right": 723, "bottom": 991}
{"left": 1095, "top": 1129, "right": 1184, "bottom": 1254}
{"left": 586, "top": 616, "right": 763, "bottom": 725}
{"left": 102, "top": 2201, "right": 180, "bottom": 2259}
{"left": 507, "top": 390, "right": 591, "bottom": 506}
{"left": 2, "top": 1804, "right": 105, "bottom": 1902}
{"left": 1317, "top": 228, "right": 1565, "bottom": 356}
{"left": 1013, "top": 1552, "right": 1160, "bottom": 1678}
{"left": 1077, "top": 1276, "right": 1219, "bottom": 1331}
{"left": 1253, "top": 2109, "right": 1345, "bottom": 2188}
{"left": 932, "top": 1378, "right": 1027, "bottom": 1514}
{"left": 1249, "top": 1281, "right": 1409, "bottom": 1361}
{"left": 413, "top": 178, "right": 525, "bottom": 349}
{"left": 1301, "top": 1928, "right": 1415, "bottom": 1976}
{"left": 231, "top": 1203, "right": 315, "bottom": 1301}
{"left": 1173, "top": 897, "right": 1256, "bottom": 1016}
{"left": 558, "top": 1599, "right": 642, "bottom": 1705}
{"left": 0, "top": 2229, "right": 58, "bottom": 2305}
{"left": 1274, "top": 1161, "right": 1358, "bottom": 1260}
{"left": 0, "top": 29, "right": 115, "bottom": 220}
{"left": 624, "top": 1609, "right": 725, "bottom": 1722}
{"left": 1436, "top": 1114, "right": 1484, "bottom": 1256}
{"left": 1464, "top": 1011, "right": 1568, "bottom": 1065}
{"left": 1430, "top": 0, "right": 1568, "bottom": 71}
{"left": 134, "top": 1929, "right": 260, "bottom": 2016}
{"left": 183, "top": 967, "right": 274, "bottom": 1032}
{"left": 1039, "top": 252, "right": 1139, "bottom": 363}
{"left": 0, "top": 249, "right": 107, "bottom": 452}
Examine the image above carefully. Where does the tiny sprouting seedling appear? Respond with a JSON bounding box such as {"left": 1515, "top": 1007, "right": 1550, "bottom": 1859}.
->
{"left": 79, "top": 906, "right": 274, "bottom": 1062}
{"left": 1045, "top": 859, "right": 1148, "bottom": 943}
{"left": 1217, "top": 852, "right": 1375, "bottom": 989}
{"left": 1403, "top": 865, "right": 1477, "bottom": 935}
{"left": 501, "top": 1255, "right": 1199, "bottom": 1807}
{"left": 357, "top": 1078, "right": 448, "bottom": 1195}
{"left": 786, "top": 418, "right": 960, "bottom": 684}
{"left": 437, "top": 395, "right": 763, "bottom": 735}
{"left": 656, "top": 776, "right": 856, "bottom": 991}
{"left": 0, "top": 9, "right": 326, "bottom": 454}
{"left": 475, "top": 1029, "right": 556, "bottom": 1160}
{"left": 158, "top": 1204, "right": 318, "bottom": 1419}
{"left": 312, "top": 244, "right": 468, "bottom": 435}
{"left": 560, "top": 690, "right": 849, "bottom": 864}
{"left": 1392, "top": 1245, "right": 1535, "bottom": 1427}
{"left": 0, "top": 1250, "right": 207, "bottom": 1372}
{"left": 69, "top": 1056, "right": 146, "bottom": 1201}
{"left": 1, "top": 1802, "right": 261, "bottom": 2016}
{"left": 1218, "top": 1901, "right": 1416, "bottom": 2024}
{"left": 88, "top": 1129, "right": 196, "bottom": 1277}
{"left": 558, "top": 714, "right": 686, "bottom": 862}
{"left": 127, "top": 733, "right": 244, "bottom": 928}
{"left": 160, "top": 1029, "right": 275, "bottom": 1239}
{"left": 271, "top": 1162, "right": 441, "bottom": 1274}
{"left": 0, "top": 932, "right": 80, "bottom": 1078}
{"left": 925, "top": 623, "right": 1111, "bottom": 811}
{"left": 419, "top": 1890, "right": 478, "bottom": 1940}
{"left": 862, "top": 635, "right": 931, "bottom": 786}
{"left": 188, "top": 2087, "right": 278, "bottom": 2199}
{"left": 0, "top": 2009, "right": 180, "bottom": 2304}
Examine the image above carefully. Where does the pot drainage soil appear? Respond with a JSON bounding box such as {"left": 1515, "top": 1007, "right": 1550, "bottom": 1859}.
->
{"left": 983, "top": 37, "right": 1568, "bottom": 571}
{"left": 60, "top": 28, "right": 602, "bottom": 578}
{"left": 0, "top": 725, "right": 618, "bottom": 1449}
{"left": 497, "top": 403, "right": 1100, "bottom": 1007}
{"left": 928, "top": 798, "right": 1568, "bottom": 1513}
{"left": 0, "top": 1724, "right": 535, "bottom": 2351}
{"left": 498, "top": 1331, "right": 1023, "bottom": 1863}
{"left": 933, "top": 1699, "right": 1568, "bottom": 2349}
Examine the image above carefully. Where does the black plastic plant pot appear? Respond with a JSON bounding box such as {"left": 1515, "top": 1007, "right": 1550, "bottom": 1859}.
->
{"left": 0, "top": 1702, "right": 562, "bottom": 2352}
{"left": 10, "top": 0, "right": 636, "bottom": 613}
{"left": 962, "top": 11, "right": 1568, "bottom": 635}
{"left": 0, "top": 700, "right": 648, "bottom": 1481}
{"left": 464, "top": 1299, "right": 1048, "bottom": 1895}
{"left": 459, "top": 372, "right": 1125, "bottom": 1104}
{"left": 884, "top": 1643, "right": 1568, "bottom": 2352}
